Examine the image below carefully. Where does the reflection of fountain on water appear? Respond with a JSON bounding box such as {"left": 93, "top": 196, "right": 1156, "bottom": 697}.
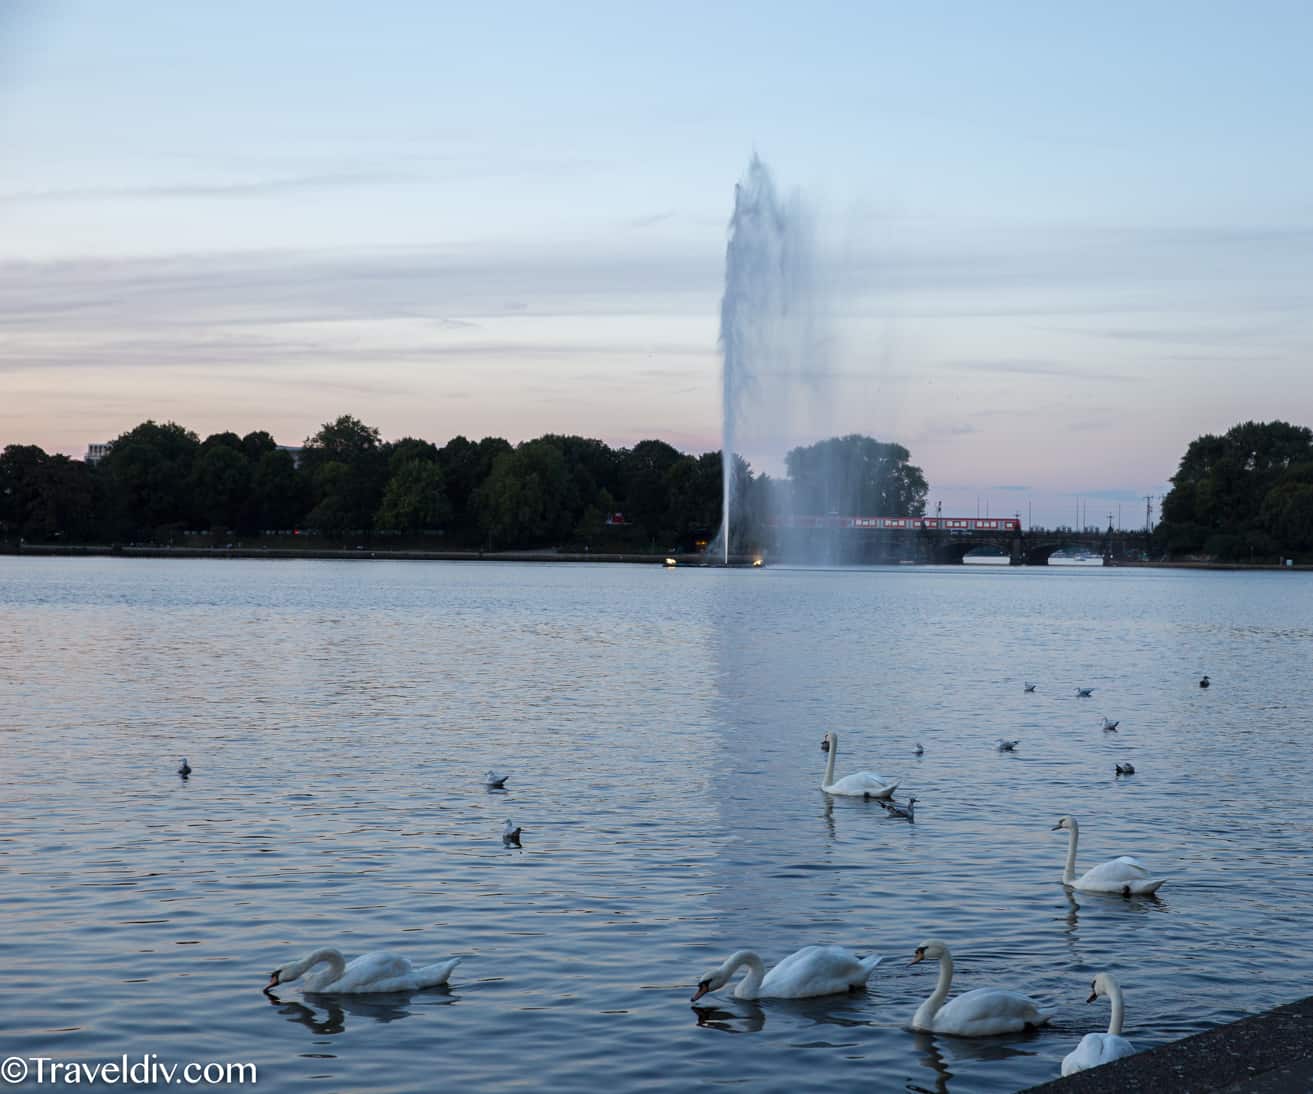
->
{"left": 713, "top": 156, "right": 828, "bottom": 564}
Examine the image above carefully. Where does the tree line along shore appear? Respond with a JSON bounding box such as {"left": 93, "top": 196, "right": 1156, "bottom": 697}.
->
{"left": 2, "top": 416, "right": 1309, "bottom": 563}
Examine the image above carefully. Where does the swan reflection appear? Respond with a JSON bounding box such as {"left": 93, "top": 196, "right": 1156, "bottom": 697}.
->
{"left": 265, "top": 987, "right": 454, "bottom": 1033}
{"left": 910, "top": 1027, "right": 1039, "bottom": 1093}
{"left": 910, "top": 1030, "right": 952, "bottom": 1094}
{"left": 692, "top": 1002, "right": 765, "bottom": 1034}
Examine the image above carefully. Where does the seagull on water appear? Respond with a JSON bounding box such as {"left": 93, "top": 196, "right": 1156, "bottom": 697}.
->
{"left": 914, "top": 743, "right": 925, "bottom": 756}
{"left": 485, "top": 770, "right": 509, "bottom": 789}
{"left": 1023, "top": 682, "right": 1037, "bottom": 693}
{"left": 880, "top": 797, "right": 917, "bottom": 822}
{"left": 1101, "top": 716, "right": 1120, "bottom": 732}
{"left": 1115, "top": 763, "right": 1136, "bottom": 776}
{"left": 502, "top": 820, "right": 523, "bottom": 844}
{"left": 995, "top": 739, "right": 1020, "bottom": 752}
{"left": 1076, "top": 687, "right": 1095, "bottom": 698}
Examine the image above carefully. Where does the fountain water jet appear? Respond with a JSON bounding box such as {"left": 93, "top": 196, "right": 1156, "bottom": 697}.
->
{"left": 714, "top": 157, "right": 827, "bottom": 563}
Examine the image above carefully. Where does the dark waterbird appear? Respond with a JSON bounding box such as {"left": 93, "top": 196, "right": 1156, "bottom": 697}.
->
{"left": 177, "top": 757, "right": 191, "bottom": 777}
{"left": 880, "top": 797, "right": 917, "bottom": 822}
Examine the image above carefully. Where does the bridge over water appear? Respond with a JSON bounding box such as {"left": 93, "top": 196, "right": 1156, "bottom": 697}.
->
{"left": 769, "top": 519, "right": 1149, "bottom": 566}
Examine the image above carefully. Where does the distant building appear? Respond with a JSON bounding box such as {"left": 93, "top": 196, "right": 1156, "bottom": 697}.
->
{"left": 85, "top": 442, "right": 112, "bottom": 465}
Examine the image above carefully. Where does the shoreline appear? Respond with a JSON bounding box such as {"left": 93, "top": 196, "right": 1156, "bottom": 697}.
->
{"left": 2, "top": 543, "right": 727, "bottom": 565}
{"left": 1, "top": 544, "right": 1307, "bottom": 570}
{"left": 1022, "top": 994, "right": 1313, "bottom": 1093}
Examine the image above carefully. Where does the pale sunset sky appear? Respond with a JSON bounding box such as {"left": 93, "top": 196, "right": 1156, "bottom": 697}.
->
{"left": 3, "top": 1, "right": 1311, "bottom": 526}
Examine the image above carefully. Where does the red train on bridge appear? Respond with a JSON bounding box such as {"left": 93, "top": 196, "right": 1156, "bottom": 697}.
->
{"left": 774, "top": 515, "right": 1022, "bottom": 533}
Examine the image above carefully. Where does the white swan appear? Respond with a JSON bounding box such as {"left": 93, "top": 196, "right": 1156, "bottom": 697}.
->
{"left": 909, "top": 939, "right": 1052, "bottom": 1036}
{"left": 1062, "top": 972, "right": 1137, "bottom": 1075}
{"left": 691, "top": 945, "right": 883, "bottom": 1001}
{"left": 484, "top": 770, "right": 509, "bottom": 789}
{"left": 1052, "top": 816, "right": 1165, "bottom": 895}
{"left": 820, "top": 731, "right": 897, "bottom": 799}
{"left": 265, "top": 948, "right": 460, "bottom": 994}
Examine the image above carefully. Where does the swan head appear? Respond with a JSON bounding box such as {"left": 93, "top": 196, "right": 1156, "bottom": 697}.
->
{"left": 1087, "top": 972, "right": 1118, "bottom": 1003}
{"left": 909, "top": 939, "right": 950, "bottom": 966}
{"left": 820, "top": 731, "right": 836, "bottom": 753}
{"left": 1052, "top": 815, "right": 1076, "bottom": 832}
{"left": 690, "top": 965, "right": 733, "bottom": 1002}
{"left": 265, "top": 965, "right": 290, "bottom": 993}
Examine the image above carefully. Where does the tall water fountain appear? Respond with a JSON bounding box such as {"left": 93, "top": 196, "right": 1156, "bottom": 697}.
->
{"left": 714, "top": 157, "right": 826, "bottom": 563}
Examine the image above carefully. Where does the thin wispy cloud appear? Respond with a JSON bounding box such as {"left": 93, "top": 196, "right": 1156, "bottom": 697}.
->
{"left": 626, "top": 211, "right": 676, "bottom": 229}
{"left": 937, "top": 360, "right": 1138, "bottom": 383}
{"left": 0, "top": 170, "right": 416, "bottom": 204}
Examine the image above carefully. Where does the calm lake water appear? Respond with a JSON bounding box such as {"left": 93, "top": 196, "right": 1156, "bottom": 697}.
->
{"left": 2, "top": 557, "right": 1311, "bottom": 1092}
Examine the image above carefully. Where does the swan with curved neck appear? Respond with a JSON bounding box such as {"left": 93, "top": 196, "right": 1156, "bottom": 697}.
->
{"left": 909, "top": 939, "right": 1051, "bottom": 1036}
{"left": 264, "top": 948, "right": 461, "bottom": 994}
{"left": 1053, "top": 816, "right": 1165, "bottom": 895}
{"left": 1062, "top": 972, "right": 1136, "bottom": 1075}
{"left": 820, "top": 732, "right": 897, "bottom": 800}
{"left": 691, "top": 945, "right": 883, "bottom": 1001}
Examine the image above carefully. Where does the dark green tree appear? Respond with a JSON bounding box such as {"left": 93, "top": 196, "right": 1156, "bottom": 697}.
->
{"left": 0, "top": 445, "right": 98, "bottom": 540}
{"left": 99, "top": 421, "right": 201, "bottom": 538}
{"left": 476, "top": 438, "right": 572, "bottom": 548}
{"left": 438, "top": 435, "right": 511, "bottom": 544}
{"left": 1158, "top": 420, "right": 1313, "bottom": 558}
{"left": 622, "top": 439, "right": 683, "bottom": 541}
{"left": 246, "top": 447, "right": 307, "bottom": 532}
{"left": 301, "top": 416, "right": 389, "bottom": 535}
{"left": 376, "top": 459, "right": 451, "bottom": 532}
{"left": 665, "top": 451, "right": 723, "bottom": 545}
{"left": 191, "top": 433, "right": 252, "bottom": 531}
{"left": 784, "top": 435, "right": 928, "bottom": 517}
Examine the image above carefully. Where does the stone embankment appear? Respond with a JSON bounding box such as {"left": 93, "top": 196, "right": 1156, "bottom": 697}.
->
{"left": 1023, "top": 995, "right": 1313, "bottom": 1093}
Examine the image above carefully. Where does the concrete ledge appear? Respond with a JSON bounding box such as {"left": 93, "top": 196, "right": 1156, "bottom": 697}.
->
{"left": 1023, "top": 996, "right": 1313, "bottom": 1093}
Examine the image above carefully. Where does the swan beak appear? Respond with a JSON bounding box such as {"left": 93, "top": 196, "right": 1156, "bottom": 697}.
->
{"left": 820, "top": 739, "right": 830, "bottom": 752}
{"left": 264, "top": 971, "right": 280, "bottom": 993}
{"left": 1086, "top": 990, "right": 1098, "bottom": 1003}
{"left": 907, "top": 953, "right": 925, "bottom": 967}
{"left": 691, "top": 982, "right": 710, "bottom": 1002}
{"left": 1051, "top": 823, "right": 1064, "bottom": 830}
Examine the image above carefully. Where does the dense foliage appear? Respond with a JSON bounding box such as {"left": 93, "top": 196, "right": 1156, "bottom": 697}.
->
{"left": 0, "top": 416, "right": 928, "bottom": 552}
{"left": 1157, "top": 420, "right": 1313, "bottom": 560}
{"left": 784, "top": 435, "right": 928, "bottom": 517}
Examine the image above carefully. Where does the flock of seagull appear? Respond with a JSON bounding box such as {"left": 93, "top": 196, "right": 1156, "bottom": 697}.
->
{"left": 174, "top": 673, "right": 1212, "bottom": 1081}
